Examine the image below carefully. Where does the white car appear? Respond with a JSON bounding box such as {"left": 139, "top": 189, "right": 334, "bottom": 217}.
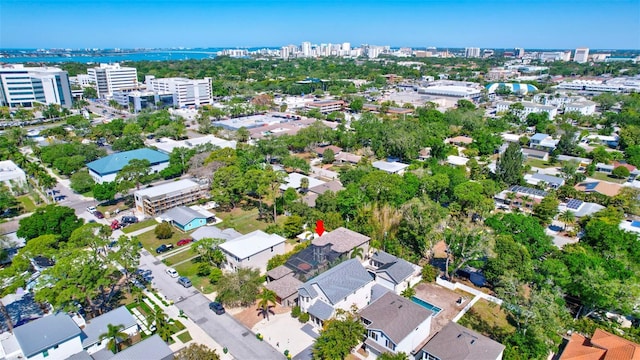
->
{"left": 165, "top": 268, "right": 179, "bottom": 278}
{"left": 87, "top": 206, "right": 97, "bottom": 213}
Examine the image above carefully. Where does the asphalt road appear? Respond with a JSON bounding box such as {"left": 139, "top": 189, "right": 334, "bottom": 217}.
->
{"left": 138, "top": 250, "right": 284, "bottom": 360}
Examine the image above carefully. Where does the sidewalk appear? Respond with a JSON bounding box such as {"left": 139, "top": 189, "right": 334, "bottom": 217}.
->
{"left": 144, "top": 290, "right": 233, "bottom": 359}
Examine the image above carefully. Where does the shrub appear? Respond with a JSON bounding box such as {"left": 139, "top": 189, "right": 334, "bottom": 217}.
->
{"left": 197, "top": 263, "right": 211, "bottom": 277}
{"left": 298, "top": 312, "right": 310, "bottom": 323}
{"left": 421, "top": 264, "right": 440, "bottom": 282}
{"left": 155, "top": 222, "right": 174, "bottom": 239}
{"left": 291, "top": 306, "right": 301, "bottom": 318}
{"left": 209, "top": 267, "right": 223, "bottom": 284}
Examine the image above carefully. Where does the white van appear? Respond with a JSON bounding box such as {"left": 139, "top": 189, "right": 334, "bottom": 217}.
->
{"left": 165, "top": 268, "right": 179, "bottom": 278}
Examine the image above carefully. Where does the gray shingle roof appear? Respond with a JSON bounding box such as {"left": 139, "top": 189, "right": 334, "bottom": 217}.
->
{"left": 109, "top": 334, "right": 174, "bottom": 360}
{"left": 267, "top": 265, "right": 294, "bottom": 280}
{"left": 160, "top": 206, "right": 207, "bottom": 226}
{"left": 298, "top": 259, "right": 373, "bottom": 305}
{"left": 359, "top": 292, "right": 432, "bottom": 344}
{"left": 265, "top": 274, "right": 303, "bottom": 299}
{"left": 307, "top": 300, "right": 335, "bottom": 321}
{"left": 371, "top": 250, "right": 417, "bottom": 284}
{"left": 312, "top": 227, "right": 370, "bottom": 254}
{"left": 13, "top": 313, "right": 82, "bottom": 358}
{"left": 67, "top": 351, "right": 93, "bottom": 360}
{"left": 81, "top": 306, "right": 137, "bottom": 348}
{"left": 191, "top": 226, "right": 241, "bottom": 242}
{"left": 420, "top": 322, "right": 505, "bottom": 360}
{"left": 531, "top": 173, "right": 565, "bottom": 186}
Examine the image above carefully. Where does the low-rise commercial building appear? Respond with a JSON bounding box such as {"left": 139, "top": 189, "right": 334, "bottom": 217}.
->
{"left": 146, "top": 76, "right": 212, "bottom": 108}
{"left": 305, "top": 100, "right": 344, "bottom": 114}
{"left": 86, "top": 148, "right": 169, "bottom": 184}
{"left": 0, "top": 160, "right": 27, "bottom": 192}
{"left": 496, "top": 101, "right": 557, "bottom": 119}
{"left": 111, "top": 90, "right": 174, "bottom": 112}
{"left": 134, "top": 179, "right": 206, "bottom": 216}
{"left": 565, "top": 100, "right": 596, "bottom": 115}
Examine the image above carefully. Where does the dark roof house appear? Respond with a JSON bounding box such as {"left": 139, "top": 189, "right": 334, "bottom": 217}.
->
{"left": 417, "top": 322, "right": 505, "bottom": 360}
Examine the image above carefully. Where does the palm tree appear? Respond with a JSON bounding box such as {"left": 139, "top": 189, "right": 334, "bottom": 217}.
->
{"left": 505, "top": 192, "right": 517, "bottom": 208}
{"left": 99, "top": 323, "right": 129, "bottom": 354}
{"left": 521, "top": 195, "right": 533, "bottom": 211}
{"left": 350, "top": 247, "right": 365, "bottom": 260}
{"left": 559, "top": 210, "right": 576, "bottom": 231}
{"left": 257, "top": 289, "right": 277, "bottom": 321}
{"left": 401, "top": 287, "right": 415, "bottom": 299}
{"left": 149, "top": 308, "right": 172, "bottom": 342}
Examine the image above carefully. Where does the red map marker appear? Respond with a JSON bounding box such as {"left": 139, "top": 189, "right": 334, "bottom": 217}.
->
{"left": 316, "top": 220, "right": 325, "bottom": 236}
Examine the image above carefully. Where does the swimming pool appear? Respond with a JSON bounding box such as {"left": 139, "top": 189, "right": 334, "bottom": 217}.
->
{"left": 631, "top": 220, "right": 640, "bottom": 228}
{"left": 411, "top": 296, "right": 442, "bottom": 316}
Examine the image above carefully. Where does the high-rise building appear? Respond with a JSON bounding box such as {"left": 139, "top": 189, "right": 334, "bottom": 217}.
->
{"left": 342, "top": 42, "right": 351, "bottom": 56}
{"left": 87, "top": 63, "right": 138, "bottom": 97}
{"left": 515, "top": 48, "right": 525, "bottom": 58}
{"left": 574, "top": 48, "right": 590, "bottom": 63}
{"left": 281, "top": 46, "right": 290, "bottom": 59}
{"left": 146, "top": 76, "right": 212, "bottom": 108}
{"left": 301, "top": 42, "right": 312, "bottom": 57}
{"left": 0, "top": 64, "right": 72, "bottom": 108}
{"left": 465, "top": 47, "right": 481, "bottom": 58}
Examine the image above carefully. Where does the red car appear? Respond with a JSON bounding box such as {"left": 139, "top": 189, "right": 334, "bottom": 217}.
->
{"left": 176, "top": 239, "right": 193, "bottom": 246}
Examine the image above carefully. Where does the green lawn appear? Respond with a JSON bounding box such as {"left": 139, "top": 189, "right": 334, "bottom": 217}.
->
{"left": 122, "top": 218, "right": 157, "bottom": 234}
{"left": 174, "top": 260, "right": 215, "bottom": 294}
{"left": 176, "top": 331, "right": 192, "bottom": 343}
{"left": 164, "top": 248, "right": 199, "bottom": 266}
{"left": 458, "top": 299, "right": 515, "bottom": 340}
{"left": 216, "top": 207, "right": 287, "bottom": 234}
{"left": 137, "top": 228, "right": 191, "bottom": 254}
{"left": 589, "top": 171, "right": 626, "bottom": 184}
{"left": 17, "top": 195, "right": 37, "bottom": 212}
{"left": 525, "top": 158, "right": 553, "bottom": 169}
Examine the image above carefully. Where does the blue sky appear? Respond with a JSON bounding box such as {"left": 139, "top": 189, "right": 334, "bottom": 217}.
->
{"left": 1, "top": 0, "right": 639, "bottom": 49}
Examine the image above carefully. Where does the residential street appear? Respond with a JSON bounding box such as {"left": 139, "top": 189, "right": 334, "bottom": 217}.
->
{"left": 138, "top": 250, "right": 284, "bottom": 359}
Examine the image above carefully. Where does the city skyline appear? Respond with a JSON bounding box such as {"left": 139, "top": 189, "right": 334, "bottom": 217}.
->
{"left": 1, "top": 0, "right": 639, "bottom": 49}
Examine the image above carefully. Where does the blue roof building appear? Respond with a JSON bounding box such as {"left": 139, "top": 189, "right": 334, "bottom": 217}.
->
{"left": 86, "top": 148, "right": 169, "bottom": 184}
{"left": 486, "top": 82, "right": 538, "bottom": 94}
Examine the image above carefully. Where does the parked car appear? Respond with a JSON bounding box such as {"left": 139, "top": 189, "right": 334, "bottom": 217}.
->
{"left": 93, "top": 211, "right": 104, "bottom": 219}
{"left": 165, "top": 268, "right": 179, "bottom": 278}
{"left": 121, "top": 216, "right": 138, "bottom": 224}
{"left": 87, "top": 206, "right": 97, "bottom": 213}
{"left": 209, "top": 301, "right": 225, "bottom": 315}
{"left": 110, "top": 219, "right": 121, "bottom": 230}
{"left": 176, "top": 238, "right": 193, "bottom": 246}
{"left": 178, "top": 277, "right": 192, "bottom": 288}
{"left": 156, "top": 244, "right": 174, "bottom": 254}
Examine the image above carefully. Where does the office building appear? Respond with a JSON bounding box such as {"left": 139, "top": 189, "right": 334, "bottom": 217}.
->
{"left": 574, "top": 48, "right": 590, "bottom": 63}
{"left": 0, "top": 64, "right": 72, "bottom": 108}
{"left": 146, "top": 76, "right": 212, "bottom": 108}
{"left": 305, "top": 100, "right": 345, "bottom": 114}
{"left": 111, "top": 90, "right": 175, "bottom": 112}
{"left": 87, "top": 63, "right": 138, "bottom": 97}
{"left": 134, "top": 178, "right": 206, "bottom": 216}
{"left": 0, "top": 160, "right": 27, "bottom": 192}
{"left": 515, "top": 47, "right": 525, "bottom": 58}
{"left": 465, "top": 47, "right": 481, "bottom": 58}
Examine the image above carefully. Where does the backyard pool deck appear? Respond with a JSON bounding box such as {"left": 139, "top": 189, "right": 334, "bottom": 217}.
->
{"left": 413, "top": 282, "right": 472, "bottom": 334}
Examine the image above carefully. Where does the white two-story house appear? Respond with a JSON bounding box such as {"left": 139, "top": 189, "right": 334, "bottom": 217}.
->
{"left": 369, "top": 250, "right": 422, "bottom": 294}
{"left": 218, "top": 230, "right": 286, "bottom": 274}
{"left": 298, "top": 259, "right": 375, "bottom": 328}
{"left": 359, "top": 292, "right": 432, "bottom": 357}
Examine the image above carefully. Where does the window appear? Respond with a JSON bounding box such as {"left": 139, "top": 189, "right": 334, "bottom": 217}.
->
{"left": 271, "top": 246, "right": 274, "bottom": 252}
{"left": 369, "top": 331, "right": 378, "bottom": 340}
{"left": 53, "top": 345, "right": 59, "bottom": 350}
{"left": 43, "top": 350, "right": 49, "bottom": 357}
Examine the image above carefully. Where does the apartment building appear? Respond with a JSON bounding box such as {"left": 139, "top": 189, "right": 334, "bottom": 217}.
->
{"left": 134, "top": 178, "right": 206, "bottom": 216}
{"left": 574, "top": 47, "right": 590, "bottom": 63}
{"left": 465, "top": 47, "right": 481, "bottom": 58}
{"left": 0, "top": 64, "right": 72, "bottom": 108}
{"left": 146, "top": 76, "right": 212, "bottom": 108}
{"left": 87, "top": 63, "right": 138, "bottom": 97}
{"left": 496, "top": 101, "right": 557, "bottom": 119}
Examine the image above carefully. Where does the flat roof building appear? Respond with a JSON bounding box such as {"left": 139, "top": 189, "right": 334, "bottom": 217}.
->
{"left": 418, "top": 85, "right": 482, "bottom": 98}
{"left": 87, "top": 63, "right": 138, "bottom": 98}
{"left": 0, "top": 160, "right": 27, "bottom": 192}
{"left": 86, "top": 148, "right": 169, "bottom": 184}
{"left": 0, "top": 64, "right": 72, "bottom": 108}
{"left": 146, "top": 76, "right": 212, "bottom": 108}
{"left": 305, "top": 100, "right": 345, "bottom": 114}
{"left": 134, "top": 179, "right": 206, "bottom": 216}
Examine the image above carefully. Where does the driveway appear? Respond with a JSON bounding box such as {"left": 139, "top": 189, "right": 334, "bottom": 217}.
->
{"left": 138, "top": 250, "right": 284, "bottom": 359}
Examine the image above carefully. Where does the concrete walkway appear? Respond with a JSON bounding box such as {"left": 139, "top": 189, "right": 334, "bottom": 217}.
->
{"left": 436, "top": 277, "right": 503, "bottom": 323}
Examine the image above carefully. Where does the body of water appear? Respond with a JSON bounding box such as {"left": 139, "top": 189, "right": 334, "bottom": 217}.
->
{"left": 0, "top": 50, "right": 222, "bottom": 63}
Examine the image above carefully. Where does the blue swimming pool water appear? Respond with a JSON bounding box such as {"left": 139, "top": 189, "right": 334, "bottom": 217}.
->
{"left": 631, "top": 220, "right": 640, "bottom": 228}
{"left": 411, "top": 297, "right": 442, "bottom": 316}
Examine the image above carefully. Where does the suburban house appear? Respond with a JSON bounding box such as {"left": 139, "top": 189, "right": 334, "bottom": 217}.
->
{"left": 86, "top": 148, "right": 169, "bottom": 184}
{"left": 524, "top": 173, "right": 565, "bottom": 189}
{"left": 559, "top": 328, "right": 640, "bottom": 360}
{"left": 418, "top": 148, "right": 431, "bottom": 161}
{"left": 10, "top": 313, "right": 83, "bottom": 360}
{"left": 359, "top": 292, "right": 432, "bottom": 357}
{"left": 134, "top": 179, "right": 207, "bottom": 216}
{"left": 157, "top": 206, "right": 213, "bottom": 231}
{"left": 529, "top": 133, "right": 558, "bottom": 152}
{"left": 218, "top": 230, "right": 286, "bottom": 274}
{"left": 586, "top": 134, "right": 618, "bottom": 147}
{"left": 416, "top": 322, "right": 505, "bottom": 360}
{"left": 312, "top": 227, "right": 371, "bottom": 260}
{"left": 558, "top": 199, "right": 605, "bottom": 218}
{"left": 335, "top": 151, "right": 362, "bottom": 165}
{"left": 107, "top": 335, "right": 173, "bottom": 360}
{"left": 446, "top": 155, "right": 470, "bottom": 167}
{"left": 368, "top": 250, "right": 421, "bottom": 294}
{"left": 302, "top": 180, "right": 345, "bottom": 207}
{"left": 372, "top": 160, "right": 410, "bottom": 175}
{"left": 447, "top": 136, "right": 473, "bottom": 146}
{"left": 279, "top": 172, "right": 325, "bottom": 192}
{"left": 191, "top": 226, "right": 242, "bottom": 242}
{"left": 265, "top": 266, "right": 303, "bottom": 307}
{"left": 595, "top": 161, "right": 639, "bottom": 180}
{"left": 575, "top": 181, "right": 622, "bottom": 197}
{"left": 81, "top": 306, "right": 138, "bottom": 354}
{"left": 521, "top": 148, "right": 549, "bottom": 161}
{"left": 315, "top": 145, "right": 342, "bottom": 157}
{"left": 494, "top": 185, "right": 548, "bottom": 210}
{"left": 558, "top": 155, "right": 592, "bottom": 169}
{"left": 0, "top": 160, "right": 27, "bottom": 192}
{"left": 298, "top": 259, "right": 375, "bottom": 328}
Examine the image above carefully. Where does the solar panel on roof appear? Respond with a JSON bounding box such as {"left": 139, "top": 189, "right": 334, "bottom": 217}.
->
{"left": 566, "top": 199, "right": 583, "bottom": 210}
